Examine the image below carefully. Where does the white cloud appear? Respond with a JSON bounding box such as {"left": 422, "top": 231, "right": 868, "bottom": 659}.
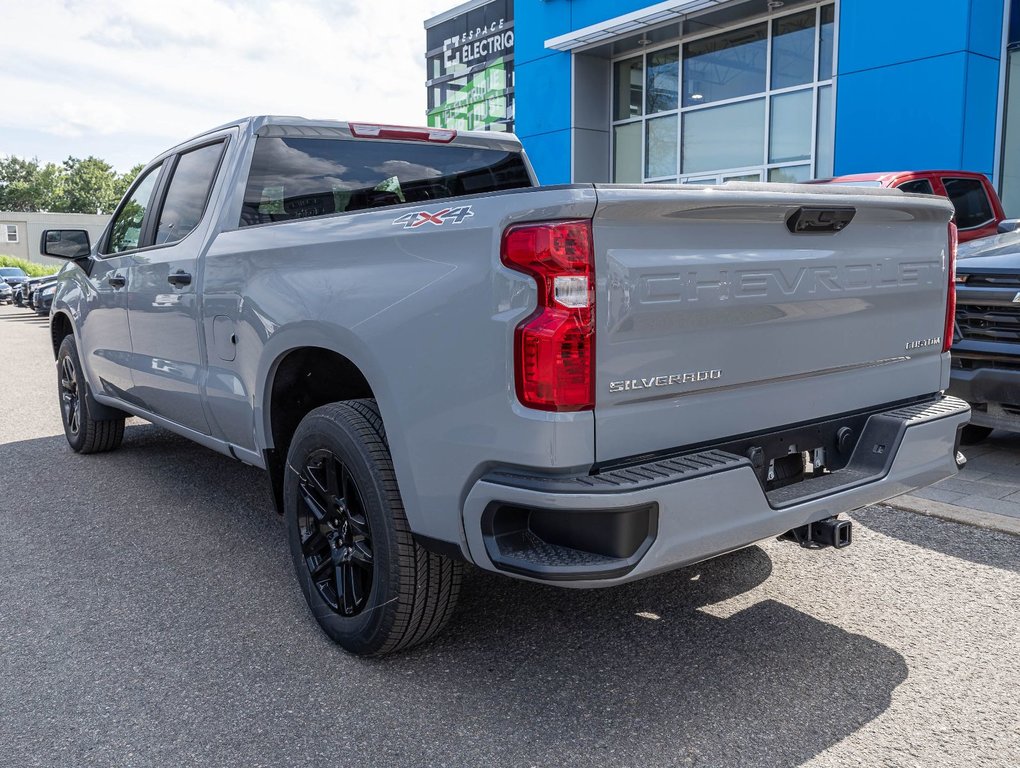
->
{"left": 0, "top": 0, "right": 452, "bottom": 169}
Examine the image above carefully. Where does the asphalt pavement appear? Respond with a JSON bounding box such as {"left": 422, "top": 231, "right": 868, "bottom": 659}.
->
{"left": 1, "top": 303, "right": 1018, "bottom": 768}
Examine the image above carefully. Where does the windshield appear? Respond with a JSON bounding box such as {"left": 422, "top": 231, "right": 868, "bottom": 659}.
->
{"left": 0, "top": 267, "right": 27, "bottom": 277}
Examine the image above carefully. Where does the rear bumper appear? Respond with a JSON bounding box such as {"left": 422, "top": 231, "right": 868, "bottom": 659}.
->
{"left": 462, "top": 395, "right": 970, "bottom": 586}
{"left": 949, "top": 365, "right": 1020, "bottom": 432}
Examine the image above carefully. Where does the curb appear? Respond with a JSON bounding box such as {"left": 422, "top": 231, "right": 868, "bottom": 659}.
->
{"left": 887, "top": 494, "right": 1020, "bottom": 537}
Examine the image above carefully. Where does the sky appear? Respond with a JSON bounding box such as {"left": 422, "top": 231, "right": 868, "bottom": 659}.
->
{"left": 0, "top": 0, "right": 452, "bottom": 171}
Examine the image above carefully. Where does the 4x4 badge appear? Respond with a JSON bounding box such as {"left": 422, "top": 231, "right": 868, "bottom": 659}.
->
{"left": 392, "top": 205, "right": 474, "bottom": 229}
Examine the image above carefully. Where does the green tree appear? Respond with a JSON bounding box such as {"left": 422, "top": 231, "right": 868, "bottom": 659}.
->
{"left": 59, "top": 156, "right": 119, "bottom": 214}
{"left": 0, "top": 156, "right": 48, "bottom": 211}
{"left": 30, "top": 162, "right": 66, "bottom": 212}
{"left": 112, "top": 163, "right": 145, "bottom": 205}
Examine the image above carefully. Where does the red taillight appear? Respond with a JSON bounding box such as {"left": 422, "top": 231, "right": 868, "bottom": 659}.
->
{"left": 501, "top": 220, "right": 595, "bottom": 411}
{"left": 943, "top": 221, "right": 958, "bottom": 352}
{"left": 349, "top": 123, "right": 456, "bottom": 143}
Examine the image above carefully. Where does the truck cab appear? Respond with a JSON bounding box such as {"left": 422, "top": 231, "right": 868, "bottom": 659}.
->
{"left": 814, "top": 170, "right": 1005, "bottom": 242}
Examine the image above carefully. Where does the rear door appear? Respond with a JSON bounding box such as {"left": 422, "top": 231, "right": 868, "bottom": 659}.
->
{"left": 591, "top": 184, "right": 954, "bottom": 463}
{"left": 123, "top": 137, "right": 229, "bottom": 434}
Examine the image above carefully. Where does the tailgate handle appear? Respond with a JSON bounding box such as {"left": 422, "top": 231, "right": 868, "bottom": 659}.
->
{"left": 786, "top": 206, "right": 855, "bottom": 234}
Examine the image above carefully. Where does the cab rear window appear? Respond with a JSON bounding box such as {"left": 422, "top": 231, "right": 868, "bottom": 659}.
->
{"left": 942, "top": 176, "right": 994, "bottom": 230}
{"left": 239, "top": 137, "right": 531, "bottom": 227}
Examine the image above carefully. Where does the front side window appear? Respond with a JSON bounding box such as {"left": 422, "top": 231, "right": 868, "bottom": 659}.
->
{"left": 156, "top": 142, "right": 225, "bottom": 245}
{"left": 942, "top": 177, "right": 995, "bottom": 230}
{"left": 106, "top": 163, "right": 162, "bottom": 254}
{"left": 240, "top": 137, "right": 531, "bottom": 227}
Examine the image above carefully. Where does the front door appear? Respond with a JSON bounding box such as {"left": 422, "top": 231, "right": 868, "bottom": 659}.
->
{"left": 124, "top": 139, "right": 227, "bottom": 435}
{"left": 81, "top": 163, "right": 164, "bottom": 401}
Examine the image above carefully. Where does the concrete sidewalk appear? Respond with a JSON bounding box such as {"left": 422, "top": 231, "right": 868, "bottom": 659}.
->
{"left": 891, "top": 431, "right": 1020, "bottom": 536}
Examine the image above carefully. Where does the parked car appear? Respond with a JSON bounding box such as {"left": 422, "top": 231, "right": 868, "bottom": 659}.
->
{"left": 813, "top": 170, "right": 1006, "bottom": 242}
{"left": 949, "top": 229, "right": 1020, "bottom": 442}
{"left": 32, "top": 279, "right": 58, "bottom": 316}
{"left": 15, "top": 274, "right": 57, "bottom": 308}
{"left": 0, "top": 266, "right": 29, "bottom": 292}
{"left": 41, "top": 116, "right": 969, "bottom": 656}
{"left": 0, "top": 280, "right": 12, "bottom": 304}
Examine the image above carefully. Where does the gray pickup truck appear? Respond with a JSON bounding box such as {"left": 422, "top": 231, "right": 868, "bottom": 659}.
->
{"left": 42, "top": 116, "right": 969, "bottom": 656}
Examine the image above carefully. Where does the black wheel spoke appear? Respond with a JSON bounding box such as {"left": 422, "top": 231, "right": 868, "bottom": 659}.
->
{"left": 307, "top": 552, "right": 333, "bottom": 578}
{"left": 338, "top": 562, "right": 357, "bottom": 615}
{"left": 300, "top": 524, "right": 328, "bottom": 554}
{"left": 324, "top": 456, "right": 340, "bottom": 499}
{"left": 299, "top": 482, "right": 330, "bottom": 524}
{"left": 296, "top": 447, "right": 374, "bottom": 618}
{"left": 350, "top": 539, "right": 373, "bottom": 569}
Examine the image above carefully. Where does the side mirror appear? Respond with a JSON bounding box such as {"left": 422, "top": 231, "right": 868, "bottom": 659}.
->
{"left": 997, "top": 219, "right": 1020, "bottom": 234}
{"left": 41, "top": 229, "right": 91, "bottom": 260}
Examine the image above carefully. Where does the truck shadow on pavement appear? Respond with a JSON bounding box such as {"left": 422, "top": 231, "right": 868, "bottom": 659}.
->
{"left": 0, "top": 423, "right": 909, "bottom": 767}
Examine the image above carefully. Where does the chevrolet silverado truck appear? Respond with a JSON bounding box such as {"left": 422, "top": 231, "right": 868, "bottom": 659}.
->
{"left": 41, "top": 116, "right": 969, "bottom": 656}
{"left": 950, "top": 228, "right": 1020, "bottom": 441}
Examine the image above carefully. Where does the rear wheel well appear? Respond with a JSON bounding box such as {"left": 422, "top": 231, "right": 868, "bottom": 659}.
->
{"left": 50, "top": 312, "right": 73, "bottom": 359}
{"left": 265, "top": 348, "right": 374, "bottom": 510}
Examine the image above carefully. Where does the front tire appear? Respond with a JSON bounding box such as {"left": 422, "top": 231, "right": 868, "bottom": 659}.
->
{"left": 56, "top": 335, "right": 125, "bottom": 454}
{"left": 284, "top": 399, "right": 462, "bottom": 656}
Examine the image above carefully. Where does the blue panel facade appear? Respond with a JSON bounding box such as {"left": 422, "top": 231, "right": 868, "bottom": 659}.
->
{"left": 834, "top": 0, "right": 1003, "bottom": 177}
{"left": 512, "top": 0, "right": 1007, "bottom": 186}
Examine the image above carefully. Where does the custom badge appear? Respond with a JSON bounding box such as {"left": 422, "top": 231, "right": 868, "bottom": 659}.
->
{"left": 392, "top": 206, "right": 474, "bottom": 229}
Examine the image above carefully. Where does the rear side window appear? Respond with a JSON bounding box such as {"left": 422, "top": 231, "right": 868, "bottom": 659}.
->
{"left": 156, "top": 141, "right": 225, "bottom": 245}
{"left": 240, "top": 137, "right": 531, "bottom": 227}
{"left": 942, "top": 176, "right": 994, "bottom": 230}
{"left": 896, "top": 179, "right": 934, "bottom": 195}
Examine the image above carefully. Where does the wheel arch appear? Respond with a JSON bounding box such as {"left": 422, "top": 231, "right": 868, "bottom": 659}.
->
{"left": 255, "top": 326, "right": 402, "bottom": 514}
{"left": 50, "top": 310, "right": 75, "bottom": 360}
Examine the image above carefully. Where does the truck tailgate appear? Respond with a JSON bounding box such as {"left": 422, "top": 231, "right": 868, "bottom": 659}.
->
{"left": 593, "top": 183, "right": 954, "bottom": 463}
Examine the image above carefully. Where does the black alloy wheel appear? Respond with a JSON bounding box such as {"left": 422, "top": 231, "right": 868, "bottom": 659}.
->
{"left": 55, "top": 334, "right": 126, "bottom": 454}
{"left": 59, "top": 353, "right": 82, "bottom": 437}
{"left": 283, "top": 400, "right": 462, "bottom": 655}
{"left": 297, "top": 448, "right": 374, "bottom": 617}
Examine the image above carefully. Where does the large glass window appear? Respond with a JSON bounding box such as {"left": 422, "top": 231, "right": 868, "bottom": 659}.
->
{"left": 771, "top": 10, "right": 816, "bottom": 89}
{"left": 646, "top": 49, "right": 679, "bottom": 114}
{"left": 646, "top": 115, "right": 678, "bottom": 177}
{"left": 156, "top": 142, "right": 225, "bottom": 245}
{"left": 683, "top": 24, "right": 767, "bottom": 106}
{"left": 614, "top": 57, "right": 643, "bottom": 120}
{"left": 769, "top": 89, "right": 813, "bottom": 163}
{"left": 612, "top": 3, "right": 835, "bottom": 185}
{"left": 106, "top": 163, "right": 162, "bottom": 254}
{"left": 683, "top": 99, "right": 765, "bottom": 174}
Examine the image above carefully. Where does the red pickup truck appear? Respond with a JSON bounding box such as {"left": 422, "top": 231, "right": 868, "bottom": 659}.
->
{"left": 815, "top": 170, "right": 1005, "bottom": 242}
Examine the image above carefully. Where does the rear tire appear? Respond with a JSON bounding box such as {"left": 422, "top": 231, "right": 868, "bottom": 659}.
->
{"left": 283, "top": 399, "right": 462, "bottom": 656}
{"left": 56, "top": 335, "right": 125, "bottom": 454}
{"left": 960, "top": 424, "right": 993, "bottom": 445}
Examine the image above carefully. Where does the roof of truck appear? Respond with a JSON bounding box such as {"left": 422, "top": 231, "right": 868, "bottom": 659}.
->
{"left": 160, "top": 116, "right": 522, "bottom": 159}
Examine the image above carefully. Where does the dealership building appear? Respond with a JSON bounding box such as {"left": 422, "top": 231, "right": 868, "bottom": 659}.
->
{"left": 428, "top": 0, "right": 1020, "bottom": 214}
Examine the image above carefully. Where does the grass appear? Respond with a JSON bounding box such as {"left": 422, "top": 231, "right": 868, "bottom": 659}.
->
{"left": 0, "top": 255, "right": 60, "bottom": 277}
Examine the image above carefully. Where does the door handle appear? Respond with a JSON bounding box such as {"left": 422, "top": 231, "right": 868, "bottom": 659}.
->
{"left": 167, "top": 271, "right": 192, "bottom": 287}
{"left": 107, "top": 274, "right": 126, "bottom": 288}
